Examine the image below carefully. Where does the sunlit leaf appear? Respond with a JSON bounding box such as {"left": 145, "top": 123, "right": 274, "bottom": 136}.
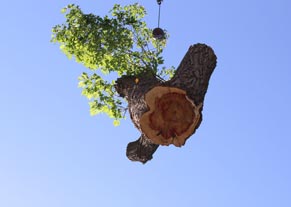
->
{"left": 52, "top": 3, "right": 174, "bottom": 125}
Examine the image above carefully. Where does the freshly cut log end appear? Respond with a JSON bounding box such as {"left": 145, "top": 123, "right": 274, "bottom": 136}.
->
{"left": 140, "top": 86, "right": 202, "bottom": 147}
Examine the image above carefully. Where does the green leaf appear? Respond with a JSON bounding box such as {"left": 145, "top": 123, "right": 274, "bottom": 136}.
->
{"left": 113, "top": 119, "right": 120, "bottom": 126}
{"left": 61, "top": 8, "right": 67, "bottom": 14}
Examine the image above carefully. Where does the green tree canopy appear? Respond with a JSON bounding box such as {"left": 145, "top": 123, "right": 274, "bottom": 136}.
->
{"left": 51, "top": 3, "right": 174, "bottom": 125}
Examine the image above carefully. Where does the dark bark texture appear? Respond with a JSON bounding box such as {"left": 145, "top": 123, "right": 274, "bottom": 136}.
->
{"left": 115, "top": 43, "right": 217, "bottom": 163}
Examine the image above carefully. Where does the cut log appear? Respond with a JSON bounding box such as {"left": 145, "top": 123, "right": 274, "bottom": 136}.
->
{"left": 115, "top": 43, "right": 217, "bottom": 163}
{"left": 140, "top": 86, "right": 202, "bottom": 147}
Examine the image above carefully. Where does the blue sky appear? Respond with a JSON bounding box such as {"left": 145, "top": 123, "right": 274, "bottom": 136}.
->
{"left": 0, "top": 0, "right": 291, "bottom": 206}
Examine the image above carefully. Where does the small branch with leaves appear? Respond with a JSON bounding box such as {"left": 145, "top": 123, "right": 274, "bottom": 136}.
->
{"left": 52, "top": 3, "right": 174, "bottom": 125}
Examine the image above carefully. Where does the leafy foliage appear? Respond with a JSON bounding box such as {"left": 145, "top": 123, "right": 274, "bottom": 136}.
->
{"left": 51, "top": 3, "right": 174, "bottom": 125}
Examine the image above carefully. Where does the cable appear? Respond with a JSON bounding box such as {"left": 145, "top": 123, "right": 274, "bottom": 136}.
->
{"left": 158, "top": 2, "right": 161, "bottom": 27}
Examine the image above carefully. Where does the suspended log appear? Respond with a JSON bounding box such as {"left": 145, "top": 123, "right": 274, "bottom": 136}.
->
{"left": 115, "top": 43, "right": 217, "bottom": 163}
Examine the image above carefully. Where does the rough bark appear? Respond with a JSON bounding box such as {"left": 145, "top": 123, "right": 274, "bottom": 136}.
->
{"left": 115, "top": 43, "right": 217, "bottom": 163}
{"left": 126, "top": 134, "right": 159, "bottom": 164}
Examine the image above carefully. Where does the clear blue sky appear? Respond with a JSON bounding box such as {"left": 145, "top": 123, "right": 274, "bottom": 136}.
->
{"left": 0, "top": 0, "right": 290, "bottom": 206}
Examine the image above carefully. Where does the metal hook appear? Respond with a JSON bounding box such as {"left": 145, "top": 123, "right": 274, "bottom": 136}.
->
{"left": 157, "top": 0, "right": 163, "bottom": 5}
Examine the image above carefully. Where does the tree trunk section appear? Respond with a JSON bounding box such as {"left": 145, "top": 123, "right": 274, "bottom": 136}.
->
{"left": 115, "top": 43, "right": 217, "bottom": 163}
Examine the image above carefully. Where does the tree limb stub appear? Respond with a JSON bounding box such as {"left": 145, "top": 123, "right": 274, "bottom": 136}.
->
{"left": 115, "top": 43, "right": 217, "bottom": 163}
{"left": 126, "top": 134, "right": 159, "bottom": 164}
